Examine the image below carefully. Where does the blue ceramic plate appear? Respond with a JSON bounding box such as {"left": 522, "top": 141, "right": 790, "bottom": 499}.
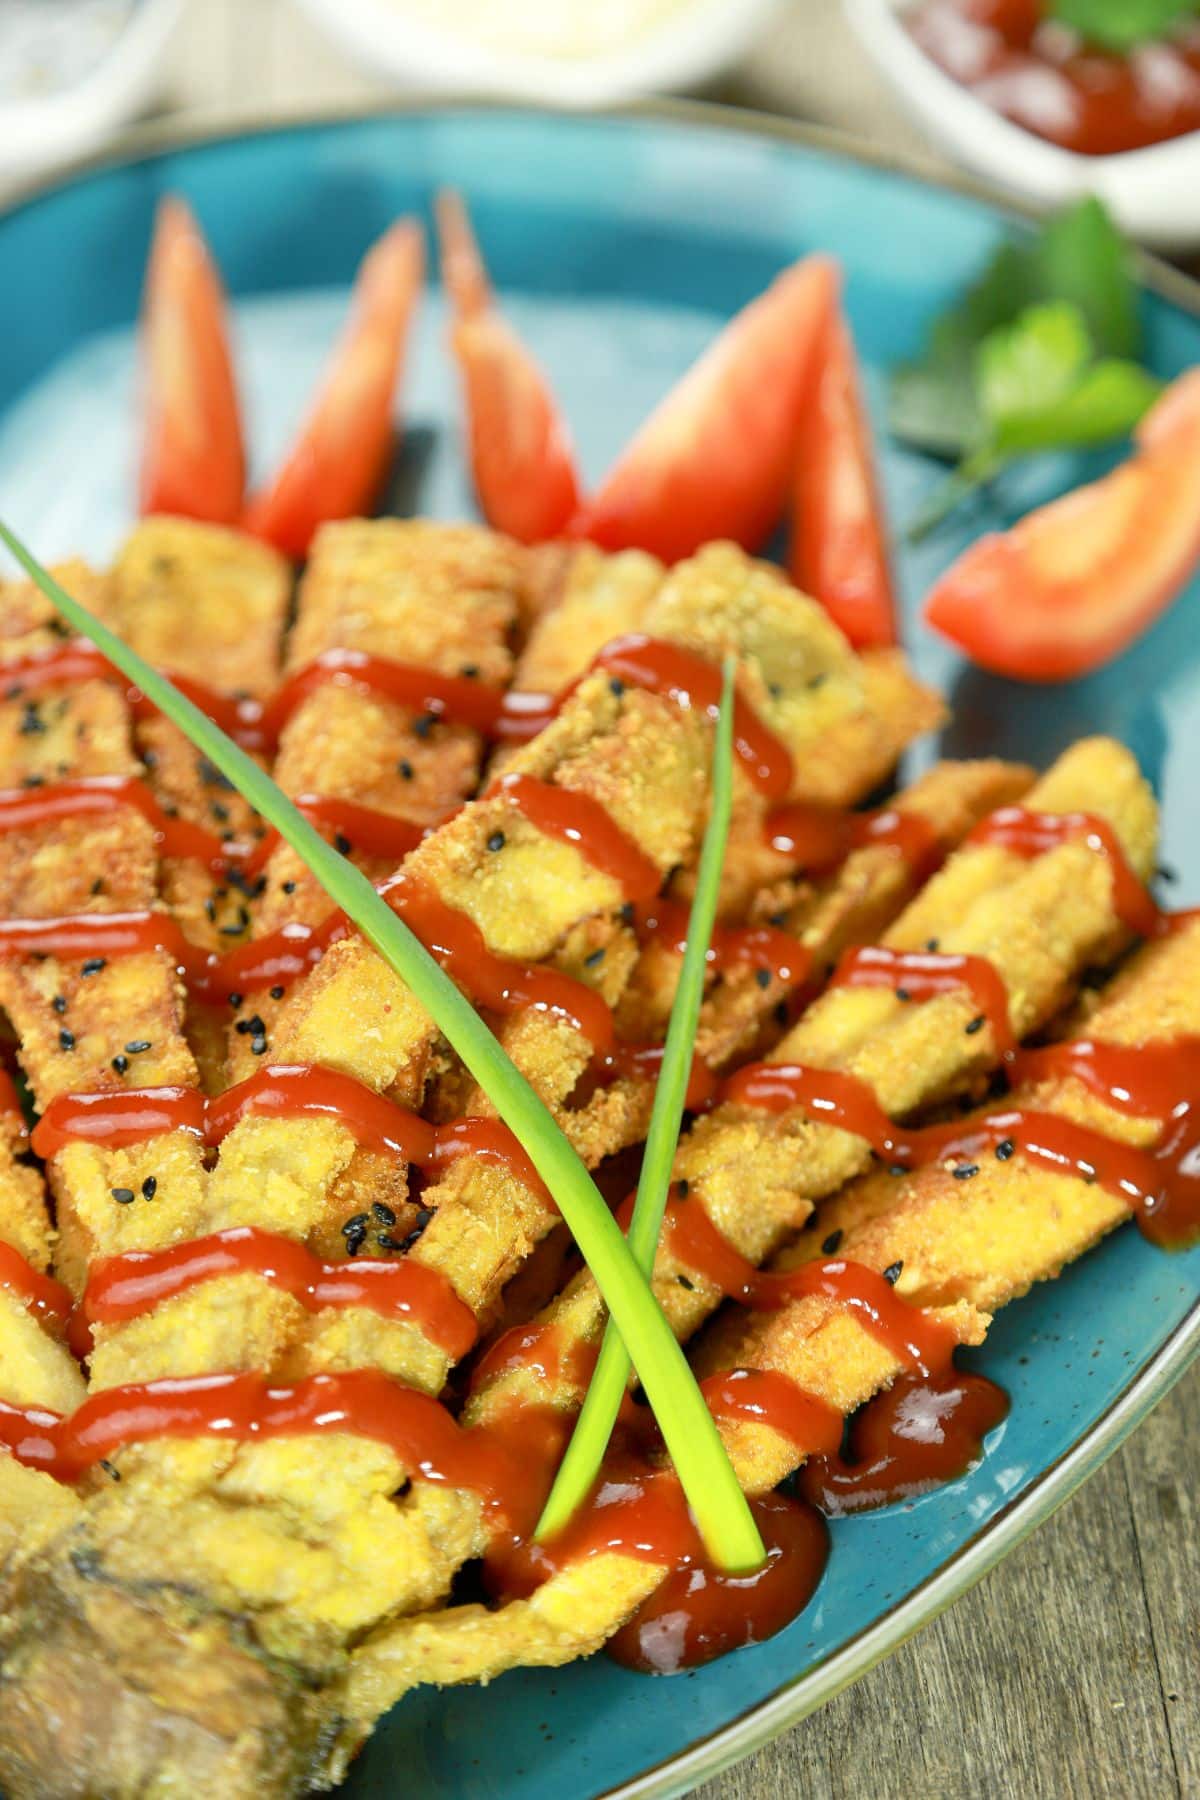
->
{"left": 0, "top": 103, "right": 1197, "bottom": 1800}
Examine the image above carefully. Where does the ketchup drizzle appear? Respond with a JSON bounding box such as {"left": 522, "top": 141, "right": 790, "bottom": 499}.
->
{"left": 0, "top": 1239, "right": 72, "bottom": 1330}
{"left": 1, "top": 643, "right": 268, "bottom": 751}
{"left": 829, "top": 944, "right": 1015, "bottom": 1055}
{"left": 632, "top": 897, "right": 810, "bottom": 987}
{"left": 0, "top": 777, "right": 231, "bottom": 873}
{"left": 77, "top": 1226, "right": 476, "bottom": 1360}
{"left": 488, "top": 772, "right": 661, "bottom": 901}
{"left": 800, "top": 1366, "right": 1010, "bottom": 1516}
{"left": 969, "top": 806, "right": 1159, "bottom": 938}
{"left": 765, "top": 802, "right": 942, "bottom": 880}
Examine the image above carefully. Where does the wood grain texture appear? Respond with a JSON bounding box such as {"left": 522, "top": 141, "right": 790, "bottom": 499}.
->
{"left": 47, "top": 3, "right": 1200, "bottom": 1791}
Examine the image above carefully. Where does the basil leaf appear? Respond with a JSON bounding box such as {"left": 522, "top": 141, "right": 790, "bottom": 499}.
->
{"left": 1033, "top": 195, "right": 1141, "bottom": 359}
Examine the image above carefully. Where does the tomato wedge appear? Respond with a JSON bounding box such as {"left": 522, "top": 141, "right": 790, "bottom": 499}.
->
{"left": 571, "top": 255, "right": 837, "bottom": 564}
{"left": 924, "top": 367, "right": 1200, "bottom": 682}
{"left": 436, "top": 192, "right": 580, "bottom": 545}
{"left": 788, "top": 302, "right": 897, "bottom": 648}
{"left": 243, "top": 219, "right": 423, "bottom": 561}
{"left": 140, "top": 196, "right": 245, "bottom": 525}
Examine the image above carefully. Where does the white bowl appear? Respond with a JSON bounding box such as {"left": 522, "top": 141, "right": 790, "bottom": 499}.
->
{"left": 0, "top": 0, "right": 183, "bottom": 183}
{"left": 292, "top": 0, "right": 786, "bottom": 109}
{"left": 844, "top": 0, "right": 1200, "bottom": 249}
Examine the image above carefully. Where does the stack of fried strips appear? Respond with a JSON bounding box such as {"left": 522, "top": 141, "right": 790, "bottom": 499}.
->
{"left": 0, "top": 517, "right": 1179, "bottom": 1800}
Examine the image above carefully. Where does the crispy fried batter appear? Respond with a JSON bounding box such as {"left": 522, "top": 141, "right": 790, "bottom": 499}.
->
{"left": 329, "top": 897, "right": 1189, "bottom": 1756}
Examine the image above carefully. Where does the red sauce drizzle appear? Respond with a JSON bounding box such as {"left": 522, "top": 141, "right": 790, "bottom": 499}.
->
{"left": 77, "top": 1226, "right": 476, "bottom": 1360}
{"left": 829, "top": 944, "right": 1015, "bottom": 1055}
{"left": 33, "top": 1063, "right": 551, "bottom": 1209}
{"left": 381, "top": 872, "right": 615, "bottom": 1051}
{"left": 0, "top": 1239, "right": 72, "bottom": 1330}
{"left": 0, "top": 776, "right": 231, "bottom": 872}
{"left": 1007, "top": 1038, "right": 1200, "bottom": 1119}
{"left": 256, "top": 650, "right": 510, "bottom": 746}
{"left": 800, "top": 1365, "right": 1010, "bottom": 1516}
{"left": 239, "top": 796, "right": 426, "bottom": 881}
{"left": 191, "top": 913, "right": 347, "bottom": 1003}
{"left": 595, "top": 1041, "right": 719, "bottom": 1112}
{"left": 605, "top": 1489, "right": 828, "bottom": 1674}
{"left": 0, "top": 908, "right": 201, "bottom": 975}
{"left": 469, "top": 1320, "right": 598, "bottom": 1396}
{"left": 1, "top": 644, "right": 268, "bottom": 751}
{"left": 488, "top": 772, "right": 662, "bottom": 902}
{"left": 632, "top": 897, "right": 810, "bottom": 986}
{"left": 589, "top": 637, "right": 794, "bottom": 802}
{"left": 700, "top": 1367, "right": 843, "bottom": 1457}
{"left": 969, "top": 806, "right": 1159, "bottom": 938}
{"left": 765, "top": 802, "right": 943, "bottom": 880}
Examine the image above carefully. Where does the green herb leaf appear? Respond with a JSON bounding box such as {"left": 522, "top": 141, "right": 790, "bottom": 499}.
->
{"left": 0, "top": 518, "right": 765, "bottom": 1576}
{"left": 536, "top": 658, "right": 739, "bottom": 1550}
{"left": 892, "top": 197, "right": 1149, "bottom": 534}
{"left": 1050, "top": 0, "right": 1198, "bottom": 54}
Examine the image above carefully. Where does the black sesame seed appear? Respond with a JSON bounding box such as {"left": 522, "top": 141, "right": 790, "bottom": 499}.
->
{"left": 141, "top": 1176, "right": 157, "bottom": 1200}
{"left": 282, "top": 880, "right": 296, "bottom": 894}
{"left": 896, "top": 986, "right": 912, "bottom": 1003}
{"left": 677, "top": 1179, "right": 689, "bottom": 1198}
{"left": 888, "top": 1162, "right": 908, "bottom": 1177}
{"left": 110, "top": 1187, "right": 135, "bottom": 1205}
{"left": 124, "top": 1040, "right": 151, "bottom": 1055}
{"left": 774, "top": 1000, "right": 790, "bottom": 1027}
{"left": 965, "top": 1015, "right": 985, "bottom": 1035}
{"left": 197, "top": 757, "right": 235, "bottom": 791}
{"left": 461, "top": 664, "right": 479, "bottom": 679}
{"left": 768, "top": 681, "right": 783, "bottom": 700}
{"left": 413, "top": 712, "right": 438, "bottom": 739}
{"left": 81, "top": 957, "right": 106, "bottom": 976}
{"left": 609, "top": 677, "right": 625, "bottom": 699}
{"left": 205, "top": 899, "right": 217, "bottom": 921}
{"left": 22, "top": 772, "right": 44, "bottom": 787}
{"left": 821, "top": 1229, "right": 843, "bottom": 1255}
{"left": 250, "top": 1036, "right": 268, "bottom": 1056}
{"left": 210, "top": 801, "right": 230, "bottom": 824}
{"left": 1157, "top": 862, "right": 1179, "bottom": 885}
{"left": 620, "top": 902, "right": 635, "bottom": 925}
{"left": 487, "top": 830, "right": 506, "bottom": 852}
{"left": 995, "top": 1137, "right": 1016, "bottom": 1161}
{"left": 925, "top": 937, "right": 940, "bottom": 952}
{"left": 583, "top": 947, "right": 605, "bottom": 968}
{"left": 769, "top": 911, "right": 787, "bottom": 928}
{"left": 341, "top": 1213, "right": 370, "bottom": 1236}
{"left": 400, "top": 1206, "right": 435, "bottom": 1250}
{"left": 953, "top": 1162, "right": 980, "bottom": 1180}
{"left": 376, "top": 1232, "right": 402, "bottom": 1251}
{"left": 334, "top": 833, "right": 352, "bottom": 854}
{"left": 270, "top": 985, "right": 285, "bottom": 1000}
{"left": 18, "top": 702, "right": 45, "bottom": 735}
{"left": 111, "top": 1054, "right": 129, "bottom": 1075}
{"left": 227, "top": 992, "right": 243, "bottom": 1009}
{"left": 51, "top": 995, "right": 66, "bottom": 1015}
{"left": 808, "top": 672, "right": 828, "bottom": 691}
{"left": 58, "top": 1028, "right": 75, "bottom": 1050}
{"left": 99, "top": 1458, "right": 121, "bottom": 1481}
{"left": 344, "top": 1228, "right": 367, "bottom": 1256}
{"left": 882, "top": 1260, "right": 903, "bottom": 1285}
{"left": 91, "top": 877, "right": 104, "bottom": 895}
{"left": 397, "top": 759, "right": 414, "bottom": 781}
{"left": 372, "top": 1202, "right": 397, "bottom": 1226}
{"left": 755, "top": 967, "right": 772, "bottom": 990}
{"left": 677, "top": 1274, "right": 695, "bottom": 1291}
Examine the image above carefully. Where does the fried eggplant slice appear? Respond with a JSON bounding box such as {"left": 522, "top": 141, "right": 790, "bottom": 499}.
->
{"left": 328, "top": 895, "right": 1188, "bottom": 1757}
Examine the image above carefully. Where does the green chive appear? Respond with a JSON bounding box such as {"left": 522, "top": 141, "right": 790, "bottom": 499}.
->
{"left": 0, "top": 519, "right": 764, "bottom": 1574}
{"left": 536, "top": 658, "right": 754, "bottom": 1560}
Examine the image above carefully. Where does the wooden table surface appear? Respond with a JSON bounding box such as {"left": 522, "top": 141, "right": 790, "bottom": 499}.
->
{"left": 120, "top": 2, "right": 1200, "bottom": 1792}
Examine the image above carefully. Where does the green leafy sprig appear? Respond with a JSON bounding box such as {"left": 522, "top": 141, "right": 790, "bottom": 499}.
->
{"left": 890, "top": 198, "right": 1161, "bottom": 538}
{"left": 1051, "top": 0, "right": 1198, "bottom": 53}
{"left": 0, "top": 518, "right": 765, "bottom": 1575}
{"left": 537, "top": 658, "right": 736, "bottom": 1544}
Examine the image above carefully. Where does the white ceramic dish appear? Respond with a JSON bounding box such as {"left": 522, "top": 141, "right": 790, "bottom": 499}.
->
{"left": 0, "top": 0, "right": 182, "bottom": 184}
{"left": 291, "top": 0, "right": 785, "bottom": 108}
{"left": 845, "top": 0, "right": 1200, "bottom": 249}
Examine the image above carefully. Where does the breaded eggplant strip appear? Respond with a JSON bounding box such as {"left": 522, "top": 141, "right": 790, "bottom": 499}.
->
{"left": 466, "top": 735, "right": 1154, "bottom": 1433}
{"left": 328, "top": 903, "right": 1190, "bottom": 1754}
{"left": 105, "top": 519, "right": 292, "bottom": 954}
{"left": 0, "top": 549, "right": 940, "bottom": 1782}
{"left": 0, "top": 1108, "right": 83, "bottom": 1416}
{"left": 0, "top": 577, "right": 205, "bottom": 1292}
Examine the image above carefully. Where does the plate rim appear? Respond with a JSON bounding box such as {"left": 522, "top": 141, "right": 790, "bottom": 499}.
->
{"left": 1, "top": 94, "right": 1198, "bottom": 1800}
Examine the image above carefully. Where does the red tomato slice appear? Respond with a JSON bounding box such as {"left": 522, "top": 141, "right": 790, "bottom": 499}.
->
{"left": 788, "top": 304, "right": 897, "bottom": 649}
{"left": 571, "top": 255, "right": 837, "bottom": 564}
{"left": 924, "top": 367, "right": 1200, "bottom": 683}
{"left": 140, "top": 196, "right": 245, "bottom": 525}
{"left": 243, "top": 219, "right": 423, "bottom": 561}
{"left": 436, "top": 192, "right": 581, "bottom": 545}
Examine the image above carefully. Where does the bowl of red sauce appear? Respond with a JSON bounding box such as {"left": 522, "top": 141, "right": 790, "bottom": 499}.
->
{"left": 845, "top": 0, "right": 1200, "bottom": 246}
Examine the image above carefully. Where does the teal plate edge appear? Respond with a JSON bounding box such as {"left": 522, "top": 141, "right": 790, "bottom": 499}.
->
{"left": 0, "top": 100, "right": 1198, "bottom": 1800}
